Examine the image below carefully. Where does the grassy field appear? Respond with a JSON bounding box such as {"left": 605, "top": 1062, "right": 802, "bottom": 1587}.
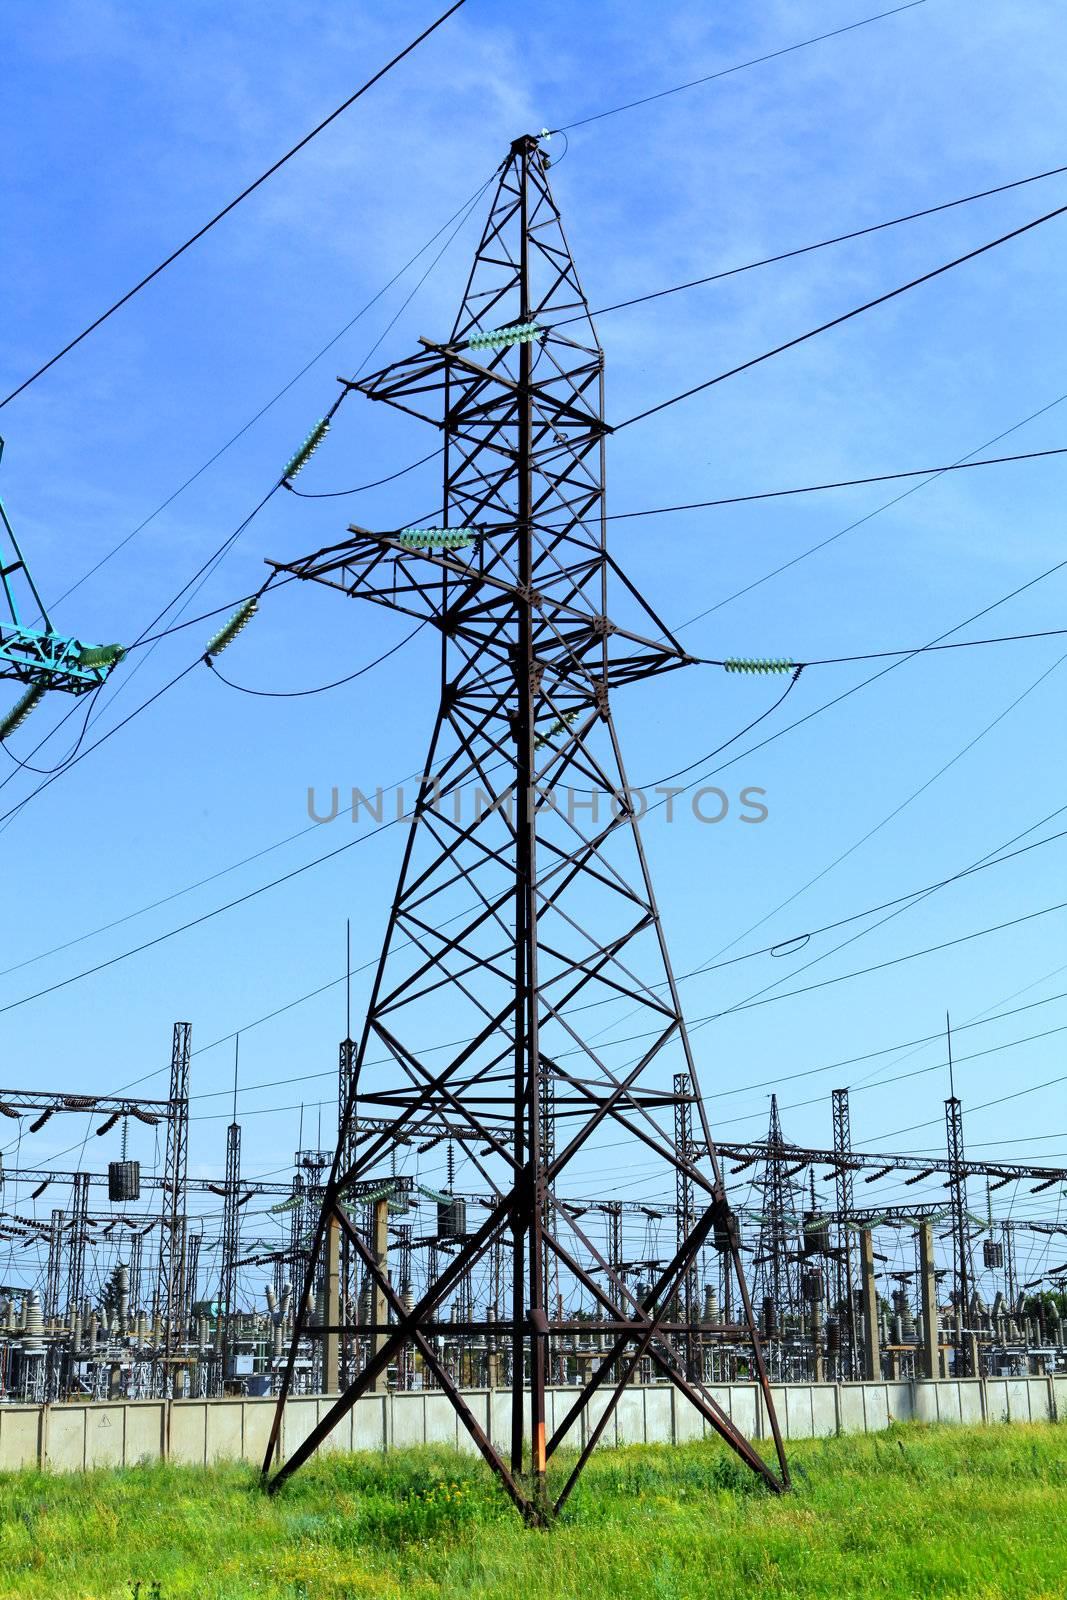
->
{"left": 0, "top": 1421, "right": 1064, "bottom": 1600}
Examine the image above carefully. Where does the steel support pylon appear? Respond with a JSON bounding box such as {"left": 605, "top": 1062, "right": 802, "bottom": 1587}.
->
{"left": 263, "top": 134, "right": 787, "bottom": 1518}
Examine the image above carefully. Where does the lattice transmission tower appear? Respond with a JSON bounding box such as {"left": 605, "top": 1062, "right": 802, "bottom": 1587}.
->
{"left": 263, "top": 133, "right": 787, "bottom": 1520}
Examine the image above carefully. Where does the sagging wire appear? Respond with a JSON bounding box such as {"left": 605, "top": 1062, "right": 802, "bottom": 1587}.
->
{"left": 206, "top": 619, "right": 428, "bottom": 698}
{"left": 283, "top": 445, "right": 444, "bottom": 499}
{"left": 636, "top": 665, "right": 804, "bottom": 791}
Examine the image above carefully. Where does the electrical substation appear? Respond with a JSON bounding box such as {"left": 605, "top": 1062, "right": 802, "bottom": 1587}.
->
{"left": 2, "top": 126, "right": 1067, "bottom": 1523}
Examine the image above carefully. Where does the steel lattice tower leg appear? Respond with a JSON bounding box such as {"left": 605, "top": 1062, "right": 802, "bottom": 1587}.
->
{"left": 262, "top": 134, "right": 787, "bottom": 1517}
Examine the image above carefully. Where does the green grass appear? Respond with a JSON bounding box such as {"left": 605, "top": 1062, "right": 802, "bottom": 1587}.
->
{"left": 1, "top": 1422, "right": 1064, "bottom": 1600}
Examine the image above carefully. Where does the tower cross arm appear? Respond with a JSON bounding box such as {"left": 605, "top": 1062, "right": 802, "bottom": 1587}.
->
{"left": 266, "top": 536, "right": 695, "bottom": 682}
{"left": 337, "top": 337, "right": 610, "bottom": 438}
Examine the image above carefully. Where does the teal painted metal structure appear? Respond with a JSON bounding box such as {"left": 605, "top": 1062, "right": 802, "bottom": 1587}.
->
{"left": 0, "top": 439, "right": 124, "bottom": 702}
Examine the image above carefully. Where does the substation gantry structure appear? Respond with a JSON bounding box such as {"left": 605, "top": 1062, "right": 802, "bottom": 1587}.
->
{"left": 0, "top": 1023, "right": 205, "bottom": 1394}
{"left": 709, "top": 1090, "right": 1067, "bottom": 1382}
{"left": 262, "top": 133, "right": 788, "bottom": 1520}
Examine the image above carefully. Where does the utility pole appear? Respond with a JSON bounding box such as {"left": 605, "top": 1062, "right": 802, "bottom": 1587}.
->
{"left": 859, "top": 1227, "right": 880, "bottom": 1379}
{"left": 262, "top": 133, "right": 786, "bottom": 1519}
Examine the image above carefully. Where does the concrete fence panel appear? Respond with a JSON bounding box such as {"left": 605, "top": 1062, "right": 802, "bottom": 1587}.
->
{"left": 933, "top": 1381, "right": 963, "bottom": 1424}
{"left": 85, "top": 1405, "right": 125, "bottom": 1469}
{"left": 426, "top": 1392, "right": 463, "bottom": 1451}
{"left": 240, "top": 1398, "right": 275, "bottom": 1465}
{"left": 280, "top": 1398, "right": 318, "bottom": 1463}
{"left": 313, "top": 1398, "right": 353, "bottom": 1455}
{"left": 44, "top": 1404, "right": 86, "bottom": 1472}
{"left": 170, "top": 1401, "right": 208, "bottom": 1466}
{"left": 548, "top": 1386, "right": 583, "bottom": 1449}
{"left": 1026, "top": 1378, "right": 1052, "bottom": 1421}
{"left": 0, "top": 1406, "right": 42, "bottom": 1470}
{"left": 581, "top": 1386, "right": 618, "bottom": 1450}
{"left": 353, "top": 1395, "right": 387, "bottom": 1453}
{"left": 205, "top": 1400, "right": 243, "bottom": 1463}
{"left": 985, "top": 1378, "right": 1010, "bottom": 1422}
{"left": 1006, "top": 1380, "right": 1031, "bottom": 1422}
{"left": 958, "top": 1381, "right": 984, "bottom": 1425}
{"left": 837, "top": 1384, "right": 868, "bottom": 1433}
{"left": 724, "top": 1384, "right": 758, "bottom": 1440}
{"left": 861, "top": 1385, "right": 891, "bottom": 1433}
{"left": 390, "top": 1391, "right": 423, "bottom": 1449}
{"left": 1053, "top": 1376, "right": 1067, "bottom": 1419}
{"left": 885, "top": 1382, "right": 912, "bottom": 1425}
{"left": 125, "top": 1401, "right": 165, "bottom": 1466}
{"left": 784, "top": 1385, "right": 814, "bottom": 1440}
{"left": 644, "top": 1384, "right": 672, "bottom": 1444}
{"left": 670, "top": 1386, "right": 704, "bottom": 1442}
{"left": 810, "top": 1385, "right": 838, "bottom": 1437}
{"left": 615, "top": 1385, "right": 647, "bottom": 1445}
{"left": 1, "top": 1378, "right": 1064, "bottom": 1471}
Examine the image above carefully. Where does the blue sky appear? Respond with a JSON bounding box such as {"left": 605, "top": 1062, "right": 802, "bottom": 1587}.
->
{"left": 2, "top": 0, "right": 1066, "bottom": 1298}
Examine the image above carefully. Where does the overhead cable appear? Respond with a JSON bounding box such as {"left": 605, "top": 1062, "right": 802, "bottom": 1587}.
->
{"left": 616, "top": 200, "right": 1067, "bottom": 431}
{"left": 0, "top": 1, "right": 467, "bottom": 408}
{"left": 561, "top": 161, "right": 1067, "bottom": 324}
{"left": 549, "top": 2, "right": 927, "bottom": 133}
{"left": 206, "top": 620, "right": 427, "bottom": 697}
